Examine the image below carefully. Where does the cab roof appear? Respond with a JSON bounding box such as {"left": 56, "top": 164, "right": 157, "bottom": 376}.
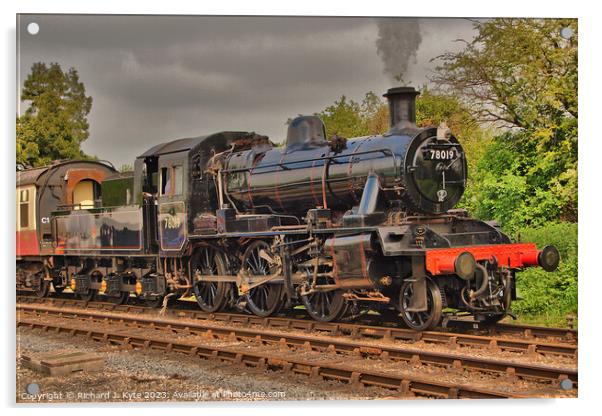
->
{"left": 137, "top": 132, "right": 257, "bottom": 159}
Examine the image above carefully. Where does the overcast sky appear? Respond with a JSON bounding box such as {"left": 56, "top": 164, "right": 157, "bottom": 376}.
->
{"left": 17, "top": 15, "right": 476, "bottom": 167}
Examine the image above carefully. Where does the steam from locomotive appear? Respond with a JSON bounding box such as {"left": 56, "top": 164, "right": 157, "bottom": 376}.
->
{"left": 16, "top": 87, "right": 560, "bottom": 330}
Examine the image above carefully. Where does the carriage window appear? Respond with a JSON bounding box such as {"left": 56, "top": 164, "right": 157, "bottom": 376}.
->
{"left": 19, "top": 189, "right": 29, "bottom": 229}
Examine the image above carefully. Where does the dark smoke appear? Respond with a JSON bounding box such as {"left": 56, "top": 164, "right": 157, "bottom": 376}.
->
{"left": 375, "top": 18, "right": 422, "bottom": 82}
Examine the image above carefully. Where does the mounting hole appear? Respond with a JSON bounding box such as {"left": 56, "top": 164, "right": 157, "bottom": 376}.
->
{"left": 560, "top": 27, "right": 573, "bottom": 40}
{"left": 560, "top": 378, "right": 573, "bottom": 390}
{"left": 27, "top": 22, "right": 40, "bottom": 35}
{"left": 26, "top": 382, "right": 40, "bottom": 395}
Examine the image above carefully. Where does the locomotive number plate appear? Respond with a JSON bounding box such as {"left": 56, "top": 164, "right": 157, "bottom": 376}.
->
{"left": 426, "top": 149, "right": 457, "bottom": 160}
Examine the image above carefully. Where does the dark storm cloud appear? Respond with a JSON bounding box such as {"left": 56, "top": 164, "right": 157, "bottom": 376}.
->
{"left": 97, "top": 22, "right": 380, "bottom": 110}
{"left": 20, "top": 15, "right": 374, "bottom": 51}
{"left": 17, "top": 15, "right": 475, "bottom": 166}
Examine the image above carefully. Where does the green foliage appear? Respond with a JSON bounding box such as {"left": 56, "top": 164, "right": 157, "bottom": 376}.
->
{"left": 17, "top": 62, "right": 93, "bottom": 167}
{"left": 512, "top": 223, "right": 577, "bottom": 321}
{"left": 434, "top": 19, "right": 578, "bottom": 227}
{"left": 119, "top": 164, "right": 134, "bottom": 173}
{"left": 461, "top": 128, "right": 576, "bottom": 232}
{"left": 315, "top": 92, "right": 388, "bottom": 139}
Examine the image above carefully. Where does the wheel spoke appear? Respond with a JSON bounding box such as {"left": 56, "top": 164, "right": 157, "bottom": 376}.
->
{"left": 210, "top": 283, "right": 216, "bottom": 300}
{"left": 251, "top": 251, "right": 258, "bottom": 272}
{"left": 325, "top": 292, "right": 332, "bottom": 310}
{"left": 204, "top": 249, "right": 211, "bottom": 270}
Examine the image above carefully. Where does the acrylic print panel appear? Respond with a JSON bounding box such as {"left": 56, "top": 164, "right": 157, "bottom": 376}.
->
{"left": 16, "top": 14, "right": 578, "bottom": 403}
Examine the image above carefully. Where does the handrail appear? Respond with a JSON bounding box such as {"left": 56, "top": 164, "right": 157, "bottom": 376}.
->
{"left": 220, "top": 148, "right": 398, "bottom": 175}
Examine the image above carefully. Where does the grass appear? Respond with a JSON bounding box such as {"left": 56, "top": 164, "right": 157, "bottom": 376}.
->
{"left": 508, "top": 311, "right": 578, "bottom": 329}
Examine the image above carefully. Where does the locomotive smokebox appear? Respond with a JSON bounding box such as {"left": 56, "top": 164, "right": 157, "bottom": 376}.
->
{"left": 383, "top": 86, "right": 420, "bottom": 131}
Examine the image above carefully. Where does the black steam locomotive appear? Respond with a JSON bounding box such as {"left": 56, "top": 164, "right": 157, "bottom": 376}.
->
{"left": 16, "top": 87, "right": 560, "bottom": 330}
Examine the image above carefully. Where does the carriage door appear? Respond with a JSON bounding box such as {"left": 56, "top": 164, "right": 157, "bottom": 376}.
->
{"left": 16, "top": 185, "right": 38, "bottom": 256}
{"left": 157, "top": 154, "right": 187, "bottom": 252}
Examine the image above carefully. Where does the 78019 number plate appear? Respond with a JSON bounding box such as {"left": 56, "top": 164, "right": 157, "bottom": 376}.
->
{"left": 424, "top": 148, "right": 458, "bottom": 160}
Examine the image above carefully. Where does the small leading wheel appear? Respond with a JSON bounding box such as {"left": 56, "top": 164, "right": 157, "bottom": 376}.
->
{"left": 192, "top": 247, "right": 229, "bottom": 313}
{"left": 399, "top": 278, "right": 443, "bottom": 331}
{"left": 242, "top": 240, "right": 283, "bottom": 317}
{"left": 33, "top": 273, "right": 50, "bottom": 298}
{"left": 302, "top": 289, "right": 347, "bottom": 322}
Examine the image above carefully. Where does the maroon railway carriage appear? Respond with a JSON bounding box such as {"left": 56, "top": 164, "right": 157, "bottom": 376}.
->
{"left": 16, "top": 160, "right": 116, "bottom": 295}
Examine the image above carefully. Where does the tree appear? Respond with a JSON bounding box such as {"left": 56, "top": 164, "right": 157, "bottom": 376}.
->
{"left": 119, "top": 164, "right": 134, "bottom": 173}
{"left": 432, "top": 18, "right": 577, "bottom": 130}
{"left": 316, "top": 95, "right": 365, "bottom": 139}
{"left": 432, "top": 18, "right": 578, "bottom": 226}
{"left": 17, "top": 62, "right": 93, "bottom": 167}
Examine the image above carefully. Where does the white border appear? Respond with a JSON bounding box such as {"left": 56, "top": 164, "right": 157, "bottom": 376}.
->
{"left": 3, "top": 1, "right": 600, "bottom": 415}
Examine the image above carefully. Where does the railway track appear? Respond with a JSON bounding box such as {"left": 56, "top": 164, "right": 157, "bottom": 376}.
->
{"left": 447, "top": 319, "right": 577, "bottom": 342}
{"left": 17, "top": 295, "right": 578, "bottom": 357}
{"left": 17, "top": 293, "right": 577, "bottom": 342}
{"left": 17, "top": 303, "right": 577, "bottom": 390}
{"left": 17, "top": 324, "right": 524, "bottom": 398}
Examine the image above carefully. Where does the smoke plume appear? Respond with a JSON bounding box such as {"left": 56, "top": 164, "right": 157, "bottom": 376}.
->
{"left": 375, "top": 18, "right": 422, "bottom": 82}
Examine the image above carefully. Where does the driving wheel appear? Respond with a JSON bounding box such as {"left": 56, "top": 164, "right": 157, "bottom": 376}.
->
{"left": 192, "top": 246, "right": 229, "bottom": 313}
{"left": 242, "top": 240, "right": 283, "bottom": 317}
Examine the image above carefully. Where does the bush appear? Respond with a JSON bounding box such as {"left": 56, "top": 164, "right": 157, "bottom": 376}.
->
{"left": 459, "top": 134, "right": 572, "bottom": 233}
{"left": 512, "top": 223, "right": 578, "bottom": 322}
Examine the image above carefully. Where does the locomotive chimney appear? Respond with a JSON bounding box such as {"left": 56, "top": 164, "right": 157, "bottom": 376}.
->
{"left": 383, "top": 86, "right": 420, "bottom": 131}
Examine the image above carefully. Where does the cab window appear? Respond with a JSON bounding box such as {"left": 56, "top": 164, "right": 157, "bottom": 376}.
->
{"left": 173, "top": 165, "right": 183, "bottom": 195}
{"left": 160, "top": 165, "right": 183, "bottom": 196}
{"left": 160, "top": 167, "right": 171, "bottom": 196}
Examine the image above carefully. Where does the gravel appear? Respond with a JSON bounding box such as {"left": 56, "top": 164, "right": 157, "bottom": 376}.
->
{"left": 16, "top": 327, "right": 399, "bottom": 403}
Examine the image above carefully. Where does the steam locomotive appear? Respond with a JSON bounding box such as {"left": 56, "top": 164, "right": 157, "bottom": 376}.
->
{"left": 16, "top": 87, "right": 560, "bottom": 330}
